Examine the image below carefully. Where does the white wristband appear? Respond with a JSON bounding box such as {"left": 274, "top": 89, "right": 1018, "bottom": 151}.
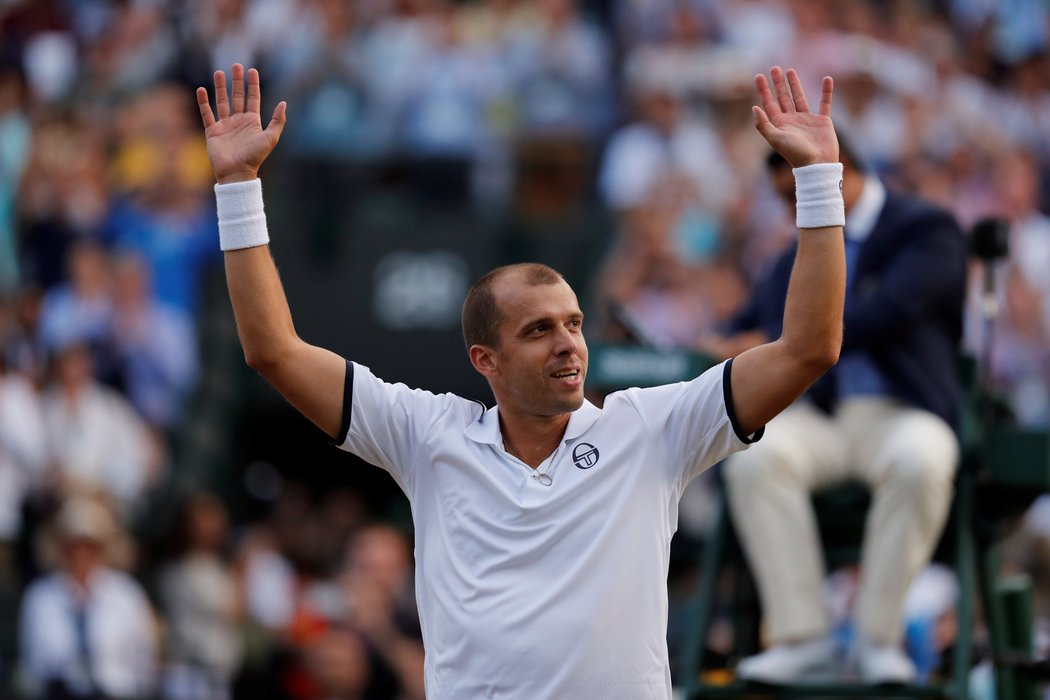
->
{"left": 793, "top": 163, "right": 845, "bottom": 229}
{"left": 215, "top": 179, "right": 270, "bottom": 251}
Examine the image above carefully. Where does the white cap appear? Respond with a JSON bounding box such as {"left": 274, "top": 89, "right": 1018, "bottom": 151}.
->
{"left": 57, "top": 498, "right": 115, "bottom": 543}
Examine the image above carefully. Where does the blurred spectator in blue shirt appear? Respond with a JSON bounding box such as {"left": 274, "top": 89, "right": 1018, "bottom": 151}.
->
{"left": 109, "top": 252, "right": 199, "bottom": 431}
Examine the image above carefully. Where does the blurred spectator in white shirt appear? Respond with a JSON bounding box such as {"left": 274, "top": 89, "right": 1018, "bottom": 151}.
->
{"left": 0, "top": 349, "right": 47, "bottom": 545}
{"left": 158, "top": 492, "right": 243, "bottom": 700}
{"left": 19, "top": 497, "right": 157, "bottom": 699}
{"left": 599, "top": 87, "right": 735, "bottom": 216}
{"left": 42, "top": 342, "right": 160, "bottom": 517}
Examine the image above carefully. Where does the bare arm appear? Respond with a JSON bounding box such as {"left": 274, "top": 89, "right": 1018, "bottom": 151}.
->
{"left": 729, "top": 68, "right": 846, "bottom": 435}
{"left": 198, "top": 64, "right": 345, "bottom": 439}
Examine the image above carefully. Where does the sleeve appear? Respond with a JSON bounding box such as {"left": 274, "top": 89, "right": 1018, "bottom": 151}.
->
{"left": 332, "top": 361, "right": 456, "bottom": 494}
{"left": 623, "top": 358, "right": 763, "bottom": 486}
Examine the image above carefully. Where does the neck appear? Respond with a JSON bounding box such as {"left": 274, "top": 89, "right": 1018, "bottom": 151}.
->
{"left": 499, "top": 410, "right": 571, "bottom": 469}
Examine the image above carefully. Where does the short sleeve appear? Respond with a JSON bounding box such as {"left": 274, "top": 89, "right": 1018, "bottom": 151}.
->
{"left": 332, "top": 361, "right": 459, "bottom": 493}
{"left": 620, "top": 358, "right": 763, "bottom": 485}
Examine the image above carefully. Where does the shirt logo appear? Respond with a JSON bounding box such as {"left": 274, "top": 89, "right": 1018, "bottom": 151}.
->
{"left": 572, "top": 443, "right": 600, "bottom": 469}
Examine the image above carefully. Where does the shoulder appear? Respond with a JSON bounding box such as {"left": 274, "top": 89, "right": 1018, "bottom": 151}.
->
{"left": 882, "top": 191, "right": 961, "bottom": 236}
{"left": 351, "top": 361, "right": 483, "bottom": 425}
{"left": 22, "top": 573, "right": 62, "bottom": 603}
{"left": 98, "top": 569, "right": 151, "bottom": 607}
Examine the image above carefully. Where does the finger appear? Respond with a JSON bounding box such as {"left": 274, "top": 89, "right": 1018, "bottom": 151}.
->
{"left": 819, "top": 76, "right": 834, "bottom": 117}
{"left": 196, "top": 87, "right": 216, "bottom": 129}
{"left": 214, "top": 70, "right": 230, "bottom": 119}
{"left": 754, "top": 73, "right": 779, "bottom": 118}
{"left": 786, "top": 69, "right": 810, "bottom": 113}
{"left": 770, "top": 66, "right": 794, "bottom": 113}
{"left": 231, "top": 63, "right": 245, "bottom": 114}
{"left": 246, "top": 67, "right": 261, "bottom": 115}
{"left": 264, "top": 101, "right": 287, "bottom": 144}
{"left": 752, "top": 105, "right": 774, "bottom": 139}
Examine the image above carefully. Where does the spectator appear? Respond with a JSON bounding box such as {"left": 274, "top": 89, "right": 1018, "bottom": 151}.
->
{"left": 18, "top": 497, "right": 157, "bottom": 699}
{"left": 593, "top": 196, "right": 743, "bottom": 348}
{"left": 37, "top": 241, "right": 115, "bottom": 368}
{"left": 158, "top": 492, "right": 243, "bottom": 700}
{"left": 15, "top": 117, "right": 109, "bottom": 291}
{"left": 104, "top": 84, "right": 220, "bottom": 316}
{"left": 0, "top": 341, "right": 48, "bottom": 548}
{"left": 599, "top": 86, "right": 736, "bottom": 217}
{"left": 42, "top": 341, "right": 160, "bottom": 517}
{"left": 504, "top": 0, "right": 613, "bottom": 137}
{"left": 341, "top": 525, "right": 425, "bottom": 700}
{"left": 109, "top": 252, "right": 199, "bottom": 431}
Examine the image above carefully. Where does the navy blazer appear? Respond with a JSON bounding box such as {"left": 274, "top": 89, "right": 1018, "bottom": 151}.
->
{"left": 728, "top": 189, "right": 967, "bottom": 426}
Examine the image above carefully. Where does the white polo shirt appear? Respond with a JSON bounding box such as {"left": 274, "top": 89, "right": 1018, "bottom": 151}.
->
{"left": 335, "top": 358, "right": 760, "bottom": 700}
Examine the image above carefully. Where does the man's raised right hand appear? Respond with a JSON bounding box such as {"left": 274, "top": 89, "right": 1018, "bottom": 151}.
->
{"left": 196, "top": 63, "right": 286, "bottom": 184}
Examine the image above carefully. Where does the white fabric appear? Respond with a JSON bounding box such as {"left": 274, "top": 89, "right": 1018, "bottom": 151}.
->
{"left": 599, "top": 121, "right": 737, "bottom": 213}
{"left": 725, "top": 397, "right": 958, "bottom": 645}
{"left": 42, "top": 384, "right": 154, "bottom": 513}
{"left": 19, "top": 569, "right": 157, "bottom": 698}
{"left": 336, "top": 360, "right": 754, "bottom": 700}
{"left": 158, "top": 554, "right": 243, "bottom": 678}
{"left": 214, "top": 179, "right": 269, "bottom": 251}
{"left": 0, "top": 374, "right": 48, "bottom": 540}
{"left": 793, "top": 162, "right": 845, "bottom": 229}
{"left": 844, "top": 175, "right": 887, "bottom": 242}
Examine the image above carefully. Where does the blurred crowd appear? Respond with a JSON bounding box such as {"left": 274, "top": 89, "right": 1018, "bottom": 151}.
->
{"left": 1, "top": 0, "right": 1050, "bottom": 698}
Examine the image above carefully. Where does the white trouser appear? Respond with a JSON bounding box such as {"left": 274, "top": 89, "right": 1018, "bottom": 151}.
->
{"left": 725, "top": 397, "right": 958, "bottom": 646}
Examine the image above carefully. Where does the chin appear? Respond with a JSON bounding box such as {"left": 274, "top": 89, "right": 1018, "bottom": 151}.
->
{"left": 553, "top": 392, "right": 586, "bottom": 414}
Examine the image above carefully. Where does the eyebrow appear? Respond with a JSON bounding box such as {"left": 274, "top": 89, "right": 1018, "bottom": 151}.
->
{"left": 517, "top": 311, "right": 585, "bottom": 334}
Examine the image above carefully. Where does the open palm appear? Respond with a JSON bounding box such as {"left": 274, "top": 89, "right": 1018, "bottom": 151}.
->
{"left": 196, "top": 64, "right": 286, "bottom": 183}
{"left": 753, "top": 67, "right": 838, "bottom": 168}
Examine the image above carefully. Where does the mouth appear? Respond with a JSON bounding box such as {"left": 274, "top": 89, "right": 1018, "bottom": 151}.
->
{"left": 550, "top": 368, "right": 583, "bottom": 385}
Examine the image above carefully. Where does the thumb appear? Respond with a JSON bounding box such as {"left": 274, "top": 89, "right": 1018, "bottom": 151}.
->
{"left": 752, "top": 105, "right": 775, "bottom": 141}
{"left": 264, "top": 101, "right": 287, "bottom": 144}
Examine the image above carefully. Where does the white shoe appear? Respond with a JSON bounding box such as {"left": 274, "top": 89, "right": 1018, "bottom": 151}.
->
{"left": 853, "top": 637, "right": 917, "bottom": 684}
{"left": 735, "top": 637, "right": 840, "bottom": 684}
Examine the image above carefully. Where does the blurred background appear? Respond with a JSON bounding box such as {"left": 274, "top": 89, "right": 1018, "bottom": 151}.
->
{"left": 1, "top": 0, "right": 1050, "bottom": 698}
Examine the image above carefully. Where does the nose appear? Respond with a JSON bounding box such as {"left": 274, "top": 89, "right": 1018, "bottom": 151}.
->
{"left": 553, "top": 325, "right": 582, "bottom": 357}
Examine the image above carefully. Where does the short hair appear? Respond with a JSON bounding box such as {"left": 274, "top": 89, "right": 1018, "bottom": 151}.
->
{"left": 462, "top": 263, "right": 565, "bottom": 349}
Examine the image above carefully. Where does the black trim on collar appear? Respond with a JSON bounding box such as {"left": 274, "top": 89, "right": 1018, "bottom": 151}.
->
{"left": 723, "top": 358, "right": 764, "bottom": 444}
{"left": 329, "top": 360, "right": 354, "bottom": 445}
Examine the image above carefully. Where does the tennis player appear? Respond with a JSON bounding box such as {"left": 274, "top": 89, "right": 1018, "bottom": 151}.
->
{"left": 197, "top": 63, "right": 845, "bottom": 700}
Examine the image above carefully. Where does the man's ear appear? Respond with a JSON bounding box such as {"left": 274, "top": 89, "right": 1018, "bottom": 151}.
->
{"left": 469, "top": 344, "right": 498, "bottom": 377}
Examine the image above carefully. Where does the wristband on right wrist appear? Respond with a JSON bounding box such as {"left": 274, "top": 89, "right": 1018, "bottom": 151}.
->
{"left": 793, "top": 162, "right": 845, "bottom": 229}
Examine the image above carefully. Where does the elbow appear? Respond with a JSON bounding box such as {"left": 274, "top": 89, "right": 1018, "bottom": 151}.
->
{"left": 786, "top": 334, "right": 841, "bottom": 379}
{"left": 243, "top": 348, "right": 273, "bottom": 374}
{"left": 810, "top": 342, "right": 841, "bottom": 373}
{"left": 242, "top": 339, "right": 296, "bottom": 376}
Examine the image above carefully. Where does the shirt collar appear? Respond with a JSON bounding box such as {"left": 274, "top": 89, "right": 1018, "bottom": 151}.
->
{"left": 845, "top": 174, "right": 886, "bottom": 242}
{"left": 464, "top": 400, "right": 602, "bottom": 446}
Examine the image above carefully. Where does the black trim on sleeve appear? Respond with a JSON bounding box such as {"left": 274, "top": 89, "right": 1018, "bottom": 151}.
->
{"left": 329, "top": 360, "right": 354, "bottom": 445}
{"left": 723, "top": 358, "right": 765, "bottom": 444}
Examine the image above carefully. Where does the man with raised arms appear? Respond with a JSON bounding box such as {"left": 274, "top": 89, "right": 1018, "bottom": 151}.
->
{"left": 196, "top": 64, "right": 845, "bottom": 699}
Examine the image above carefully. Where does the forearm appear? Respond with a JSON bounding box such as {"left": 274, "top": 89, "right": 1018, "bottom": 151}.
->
{"left": 224, "top": 245, "right": 299, "bottom": 370}
{"left": 779, "top": 226, "right": 845, "bottom": 376}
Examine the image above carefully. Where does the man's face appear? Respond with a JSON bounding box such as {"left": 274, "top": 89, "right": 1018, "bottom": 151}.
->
{"left": 477, "top": 275, "right": 588, "bottom": 418}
